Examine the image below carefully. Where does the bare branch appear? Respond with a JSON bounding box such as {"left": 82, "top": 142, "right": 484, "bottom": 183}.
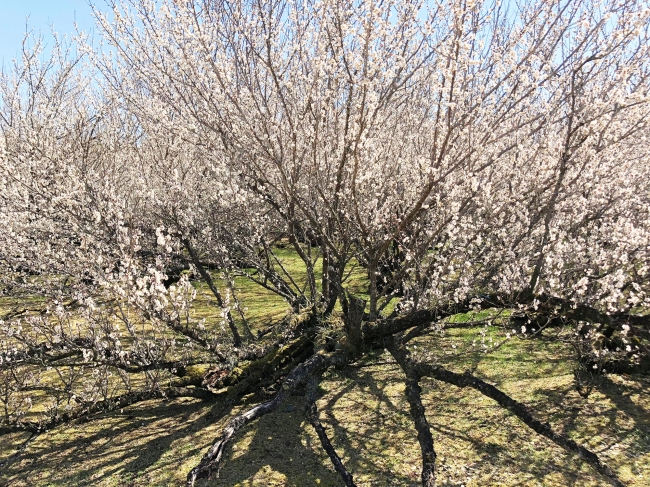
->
{"left": 1, "top": 386, "right": 218, "bottom": 435}
{"left": 387, "top": 338, "right": 436, "bottom": 487}
{"left": 187, "top": 351, "right": 340, "bottom": 486}
{"left": 305, "top": 377, "right": 357, "bottom": 487}
{"left": 411, "top": 361, "right": 625, "bottom": 487}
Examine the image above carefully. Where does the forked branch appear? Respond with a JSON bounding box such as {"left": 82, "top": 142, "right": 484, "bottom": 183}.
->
{"left": 406, "top": 354, "right": 625, "bottom": 487}
{"left": 186, "top": 351, "right": 339, "bottom": 486}
{"left": 387, "top": 338, "right": 436, "bottom": 487}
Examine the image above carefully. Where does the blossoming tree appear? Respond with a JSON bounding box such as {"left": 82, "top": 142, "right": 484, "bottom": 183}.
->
{"left": 1, "top": 0, "right": 649, "bottom": 485}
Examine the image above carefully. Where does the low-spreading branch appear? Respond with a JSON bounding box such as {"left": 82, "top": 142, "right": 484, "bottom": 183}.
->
{"left": 186, "top": 351, "right": 341, "bottom": 486}
{"left": 305, "top": 376, "right": 358, "bottom": 487}
{"left": 1, "top": 386, "right": 218, "bottom": 435}
{"left": 387, "top": 338, "right": 437, "bottom": 487}
{"left": 405, "top": 353, "right": 625, "bottom": 487}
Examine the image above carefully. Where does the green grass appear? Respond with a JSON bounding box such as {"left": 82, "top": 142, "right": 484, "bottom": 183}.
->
{"left": 1, "top": 335, "right": 648, "bottom": 486}
{"left": 1, "top": 250, "right": 649, "bottom": 486}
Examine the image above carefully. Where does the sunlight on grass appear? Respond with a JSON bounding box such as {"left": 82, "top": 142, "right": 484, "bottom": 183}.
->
{"left": 1, "top": 248, "right": 649, "bottom": 487}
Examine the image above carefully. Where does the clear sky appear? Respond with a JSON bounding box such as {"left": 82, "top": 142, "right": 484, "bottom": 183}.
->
{"left": 0, "top": 0, "right": 98, "bottom": 66}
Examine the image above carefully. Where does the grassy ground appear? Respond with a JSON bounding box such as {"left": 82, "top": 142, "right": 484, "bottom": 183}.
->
{"left": 1, "top": 324, "right": 648, "bottom": 486}
{"left": 1, "top": 251, "right": 649, "bottom": 486}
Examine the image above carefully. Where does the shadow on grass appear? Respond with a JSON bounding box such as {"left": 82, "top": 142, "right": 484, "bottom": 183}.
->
{"left": 213, "top": 394, "right": 344, "bottom": 487}
{"left": 1, "top": 357, "right": 648, "bottom": 486}
{"left": 1, "top": 397, "right": 232, "bottom": 487}
{"left": 317, "top": 349, "right": 636, "bottom": 487}
{"left": 596, "top": 375, "right": 650, "bottom": 429}
{"left": 206, "top": 359, "right": 420, "bottom": 486}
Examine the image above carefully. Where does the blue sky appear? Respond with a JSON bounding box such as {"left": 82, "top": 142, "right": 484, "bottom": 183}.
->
{"left": 0, "top": 0, "right": 98, "bottom": 66}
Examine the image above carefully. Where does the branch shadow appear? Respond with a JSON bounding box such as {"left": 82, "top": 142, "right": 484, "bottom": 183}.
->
{"left": 1, "top": 396, "right": 234, "bottom": 486}
{"left": 1, "top": 352, "right": 647, "bottom": 487}
{"left": 211, "top": 359, "right": 422, "bottom": 487}
{"left": 207, "top": 394, "right": 343, "bottom": 487}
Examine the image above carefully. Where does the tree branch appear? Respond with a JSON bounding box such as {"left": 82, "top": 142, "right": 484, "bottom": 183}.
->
{"left": 183, "top": 239, "right": 242, "bottom": 347}
{"left": 1, "top": 386, "right": 218, "bottom": 435}
{"left": 305, "top": 376, "right": 357, "bottom": 487}
{"left": 187, "top": 351, "right": 341, "bottom": 486}
{"left": 411, "top": 361, "right": 624, "bottom": 487}
{"left": 387, "top": 337, "right": 436, "bottom": 487}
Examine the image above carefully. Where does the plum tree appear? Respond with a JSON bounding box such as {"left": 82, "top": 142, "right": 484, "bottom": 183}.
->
{"left": 1, "top": 1, "right": 649, "bottom": 486}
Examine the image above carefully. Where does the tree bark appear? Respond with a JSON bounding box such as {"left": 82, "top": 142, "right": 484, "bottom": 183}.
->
{"left": 187, "top": 351, "right": 340, "bottom": 486}
{"left": 2, "top": 386, "right": 218, "bottom": 434}
{"left": 306, "top": 377, "right": 357, "bottom": 487}
{"left": 387, "top": 338, "right": 437, "bottom": 487}
{"left": 411, "top": 361, "right": 625, "bottom": 487}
